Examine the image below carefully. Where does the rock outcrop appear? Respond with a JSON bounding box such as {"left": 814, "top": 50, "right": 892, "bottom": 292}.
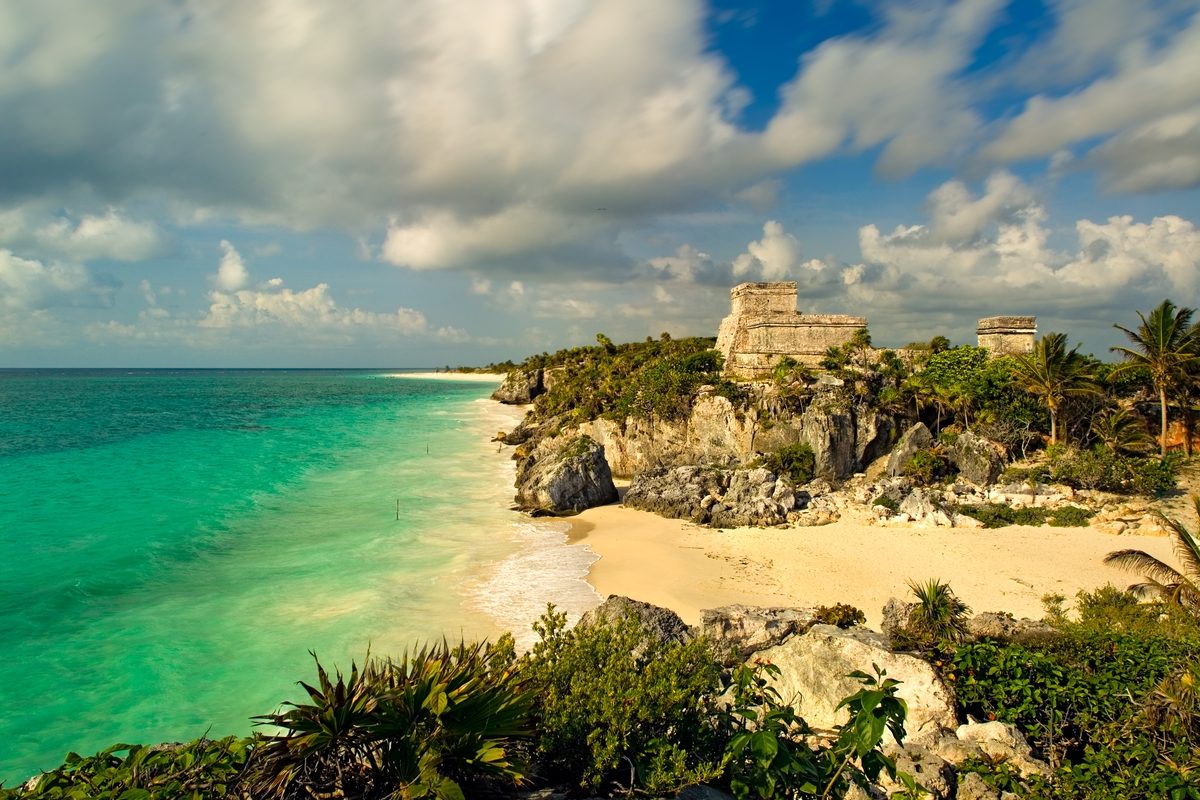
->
{"left": 948, "top": 431, "right": 1004, "bottom": 485}
{"left": 700, "top": 605, "right": 818, "bottom": 662}
{"left": 886, "top": 423, "right": 933, "bottom": 477}
{"left": 755, "top": 624, "right": 957, "bottom": 741}
{"left": 623, "top": 466, "right": 804, "bottom": 528}
{"left": 514, "top": 435, "right": 618, "bottom": 515}
{"left": 492, "top": 369, "right": 545, "bottom": 404}
{"left": 578, "top": 595, "right": 694, "bottom": 648}
{"left": 577, "top": 384, "right": 896, "bottom": 482}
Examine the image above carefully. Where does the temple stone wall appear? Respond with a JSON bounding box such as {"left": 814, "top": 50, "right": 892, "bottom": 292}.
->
{"left": 717, "top": 282, "right": 866, "bottom": 378}
{"left": 977, "top": 316, "right": 1037, "bottom": 355}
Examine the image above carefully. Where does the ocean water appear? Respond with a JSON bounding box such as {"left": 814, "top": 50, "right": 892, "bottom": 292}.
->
{"left": 0, "top": 369, "right": 598, "bottom": 783}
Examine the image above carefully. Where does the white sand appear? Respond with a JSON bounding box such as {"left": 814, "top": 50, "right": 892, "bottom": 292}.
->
{"left": 383, "top": 371, "right": 505, "bottom": 382}
{"left": 572, "top": 504, "right": 1179, "bottom": 627}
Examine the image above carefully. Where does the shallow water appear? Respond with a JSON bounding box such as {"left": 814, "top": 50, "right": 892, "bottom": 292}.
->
{"left": 0, "top": 369, "right": 597, "bottom": 782}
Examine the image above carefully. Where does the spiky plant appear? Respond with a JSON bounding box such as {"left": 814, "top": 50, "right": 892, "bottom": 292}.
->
{"left": 1104, "top": 495, "right": 1200, "bottom": 616}
{"left": 252, "top": 641, "right": 530, "bottom": 799}
{"left": 906, "top": 578, "right": 971, "bottom": 646}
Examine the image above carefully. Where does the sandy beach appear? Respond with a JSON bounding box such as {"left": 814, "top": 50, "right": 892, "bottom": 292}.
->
{"left": 572, "top": 503, "right": 1180, "bottom": 628}
{"left": 384, "top": 371, "right": 504, "bottom": 382}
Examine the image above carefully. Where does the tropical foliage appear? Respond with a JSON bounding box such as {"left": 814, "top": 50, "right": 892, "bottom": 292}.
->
{"left": 1011, "top": 332, "right": 1100, "bottom": 445}
{"left": 1104, "top": 495, "right": 1200, "bottom": 615}
{"left": 1111, "top": 299, "right": 1200, "bottom": 456}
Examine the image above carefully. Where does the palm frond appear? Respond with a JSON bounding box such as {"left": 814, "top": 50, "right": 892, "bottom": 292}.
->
{"left": 1104, "top": 549, "right": 1187, "bottom": 586}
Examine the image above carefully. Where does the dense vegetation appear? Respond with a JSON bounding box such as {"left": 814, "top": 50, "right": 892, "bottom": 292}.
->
{"left": 949, "top": 589, "right": 1200, "bottom": 799}
{"left": 2, "top": 610, "right": 917, "bottom": 800}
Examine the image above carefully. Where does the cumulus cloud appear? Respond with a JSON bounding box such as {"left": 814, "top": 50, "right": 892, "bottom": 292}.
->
{"left": 201, "top": 281, "right": 431, "bottom": 333}
{"left": 0, "top": 249, "right": 118, "bottom": 311}
{"left": 0, "top": 206, "right": 165, "bottom": 262}
{"left": 215, "top": 240, "right": 249, "bottom": 291}
{"left": 732, "top": 220, "right": 803, "bottom": 280}
{"left": 845, "top": 175, "right": 1200, "bottom": 347}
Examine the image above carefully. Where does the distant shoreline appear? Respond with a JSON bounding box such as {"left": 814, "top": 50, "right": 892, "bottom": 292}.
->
{"left": 383, "top": 371, "right": 505, "bottom": 382}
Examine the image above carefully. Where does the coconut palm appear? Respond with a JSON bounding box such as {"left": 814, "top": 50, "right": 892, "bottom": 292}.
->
{"left": 1111, "top": 300, "right": 1200, "bottom": 456}
{"left": 1090, "top": 406, "right": 1155, "bottom": 454}
{"left": 1104, "top": 495, "right": 1200, "bottom": 616}
{"left": 1011, "top": 332, "right": 1100, "bottom": 445}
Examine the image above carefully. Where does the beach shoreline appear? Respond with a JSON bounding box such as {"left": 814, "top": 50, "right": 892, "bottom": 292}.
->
{"left": 384, "top": 371, "right": 505, "bottom": 382}
{"left": 568, "top": 501, "right": 1179, "bottom": 628}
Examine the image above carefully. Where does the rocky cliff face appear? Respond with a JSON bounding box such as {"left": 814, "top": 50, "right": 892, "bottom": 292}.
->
{"left": 514, "top": 435, "right": 618, "bottom": 515}
{"left": 577, "top": 384, "right": 897, "bottom": 481}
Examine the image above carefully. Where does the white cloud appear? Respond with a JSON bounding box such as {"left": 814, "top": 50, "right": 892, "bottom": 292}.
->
{"left": 215, "top": 240, "right": 249, "bottom": 291}
{"left": 983, "top": 11, "right": 1200, "bottom": 190}
{"left": 201, "top": 281, "right": 430, "bottom": 334}
{"left": 851, "top": 175, "right": 1200, "bottom": 322}
{"left": 732, "top": 220, "right": 803, "bottom": 280}
{"left": 763, "top": 0, "right": 1001, "bottom": 176}
{"left": 925, "top": 170, "right": 1036, "bottom": 244}
{"left": 0, "top": 206, "right": 165, "bottom": 262}
{"left": 0, "top": 248, "right": 117, "bottom": 311}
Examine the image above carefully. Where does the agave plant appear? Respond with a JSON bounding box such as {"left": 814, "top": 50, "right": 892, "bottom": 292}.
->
{"left": 252, "top": 640, "right": 531, "bottom": 799}
{"left": 906, "top": 578, "right": 971, "bottom": 646}
{"left": 1104, "top": 495, "right": 1200, "bottom": 615}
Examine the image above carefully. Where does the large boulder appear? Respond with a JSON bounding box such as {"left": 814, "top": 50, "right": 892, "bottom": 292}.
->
{"left": 755, "top": 624, "right": 957, "bottom": 741}
{"left": 949, "top": 431, "right": 1004, "bottom": 485}
{"left": 623, "top": 466, "right": 725, "bottom": 523}
{"left": 709, "top": 468, "right": 795, "bottom": 528}
{"left": 624, "top": 466, "right": 799, "bottom": 528}
{"left": 578, "top": 595, "right": 694, "bottom": 648}
{"left": 886, "top": 423, "right": 933, "bottom": 477}
{"left": 800, "top": 402, "right": 857, "bottom": 480}
{"left": 492, "top": 369, "right": 544, "bottom": 404}
{"left": 700, "top": 605, "right": 818, "bottom": 662}
{"left": 515, "top": 435, "right": 618, "bottom": 515}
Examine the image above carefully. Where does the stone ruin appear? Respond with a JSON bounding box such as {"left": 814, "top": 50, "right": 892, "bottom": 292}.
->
{"left": 976, "top": 316, "right": 1037, "bottom": 355}
{"left": 716, "top": 282, "right": 1036, "bottom": 379}
{"left": 716, "top": 282, "right": 866, "bottom": 378}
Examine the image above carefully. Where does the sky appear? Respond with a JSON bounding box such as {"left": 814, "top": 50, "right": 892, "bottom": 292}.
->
{"left": 1, "top": 0, "right": 1199, "bottom": 368}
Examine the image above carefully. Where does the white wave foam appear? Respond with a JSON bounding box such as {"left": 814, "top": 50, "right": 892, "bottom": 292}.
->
{"left": 468, "top": 520, "right": 601, "bottom": 651}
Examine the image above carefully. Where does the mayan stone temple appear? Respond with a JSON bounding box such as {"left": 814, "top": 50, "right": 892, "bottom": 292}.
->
{"left": 976, "top": 316, "right": 1037, "bottom": 355}
{"left": 716, "top": 282, "right": 1036, "bottom": 378}
{"left": 716, "top": 282, "right": 867, "bottom": 377}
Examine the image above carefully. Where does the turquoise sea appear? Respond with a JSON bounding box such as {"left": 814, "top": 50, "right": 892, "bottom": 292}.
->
{"left": 0, "top": 369, "right": 598, "bottom": 783}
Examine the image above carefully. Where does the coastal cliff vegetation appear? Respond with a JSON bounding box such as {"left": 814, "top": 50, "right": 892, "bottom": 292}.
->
{"left": 494, "top": 300, "right": 1199, "bottom": 520}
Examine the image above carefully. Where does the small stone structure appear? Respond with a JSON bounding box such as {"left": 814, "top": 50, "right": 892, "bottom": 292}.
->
{"left": 977, "top": 316, "right": 1037, "bottom": 355}
{"left": 716, "top": 282, "right": 866, "bottom": 377}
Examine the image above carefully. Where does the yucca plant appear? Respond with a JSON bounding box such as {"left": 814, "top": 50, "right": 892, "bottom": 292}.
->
{"left": 252, "top": 640, "right": 531, "bottom": 800}
{"left": 1104, "top": 495, "right": 1200, "bottom": 616}
{"left": 906, "top": 578, "right": 971, "bottom": 646}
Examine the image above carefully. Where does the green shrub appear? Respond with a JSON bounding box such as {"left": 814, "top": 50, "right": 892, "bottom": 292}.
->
{"left": 517, "top": 606, "right": 725, "bottom": 794}
{"left": 3, "top": 737, "right": 254, "bottom": 800}
{"left": 1047, "top": 505, "right": 1095, "bottom": 527}
{"left": 903, "top": 448, "right": 954, "bottom": 484}
{"left": 814, "top": 603, "right": 866, "bottom": 628}
{"left": 951, "top": 631, "right": 1199, "bottom": 768}
{"left": 872, "top": 495, "right": 900, "bottom": 512}
{"left": 1001, "top": 464, "right": 1051, "bottom": 484}
{"left": 1048, "top": 445, "right": 1179, "bottom": 496}
{"left": 906, "top": 578, "right": 971, "bottom": 647}
{"left": 955, "top": 503, "right": 1050, "bottom": 528}
{"left": 761, "top": 443, "right": 817, "bottom": 485}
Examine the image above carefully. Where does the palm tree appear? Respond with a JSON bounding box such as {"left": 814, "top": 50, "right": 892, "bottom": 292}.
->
{"left": 1090, "top": 406, "right": 1155, "bottom": 454}
{"left": 1111, "top": 300, "right": 1200, "bottom": 457}
{"left": 1104, "top": 495, "right": 1200, "bottom": 616}
{"left": 1011, "top": 332, "right": 1099, "bottom": 445}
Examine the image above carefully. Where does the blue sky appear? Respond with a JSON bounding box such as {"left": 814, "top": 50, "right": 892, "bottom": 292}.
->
{"left": 2, "top": 0, "right": 1198, "bottom": 367}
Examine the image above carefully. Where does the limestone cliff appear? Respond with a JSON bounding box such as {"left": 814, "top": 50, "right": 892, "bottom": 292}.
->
{"left": 574, "top": 383, "right": 895, "bottom": 481}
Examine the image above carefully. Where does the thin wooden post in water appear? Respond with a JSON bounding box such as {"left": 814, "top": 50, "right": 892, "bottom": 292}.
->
{"left": 395, "top": 498, "right": 400, "bottom": 520}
